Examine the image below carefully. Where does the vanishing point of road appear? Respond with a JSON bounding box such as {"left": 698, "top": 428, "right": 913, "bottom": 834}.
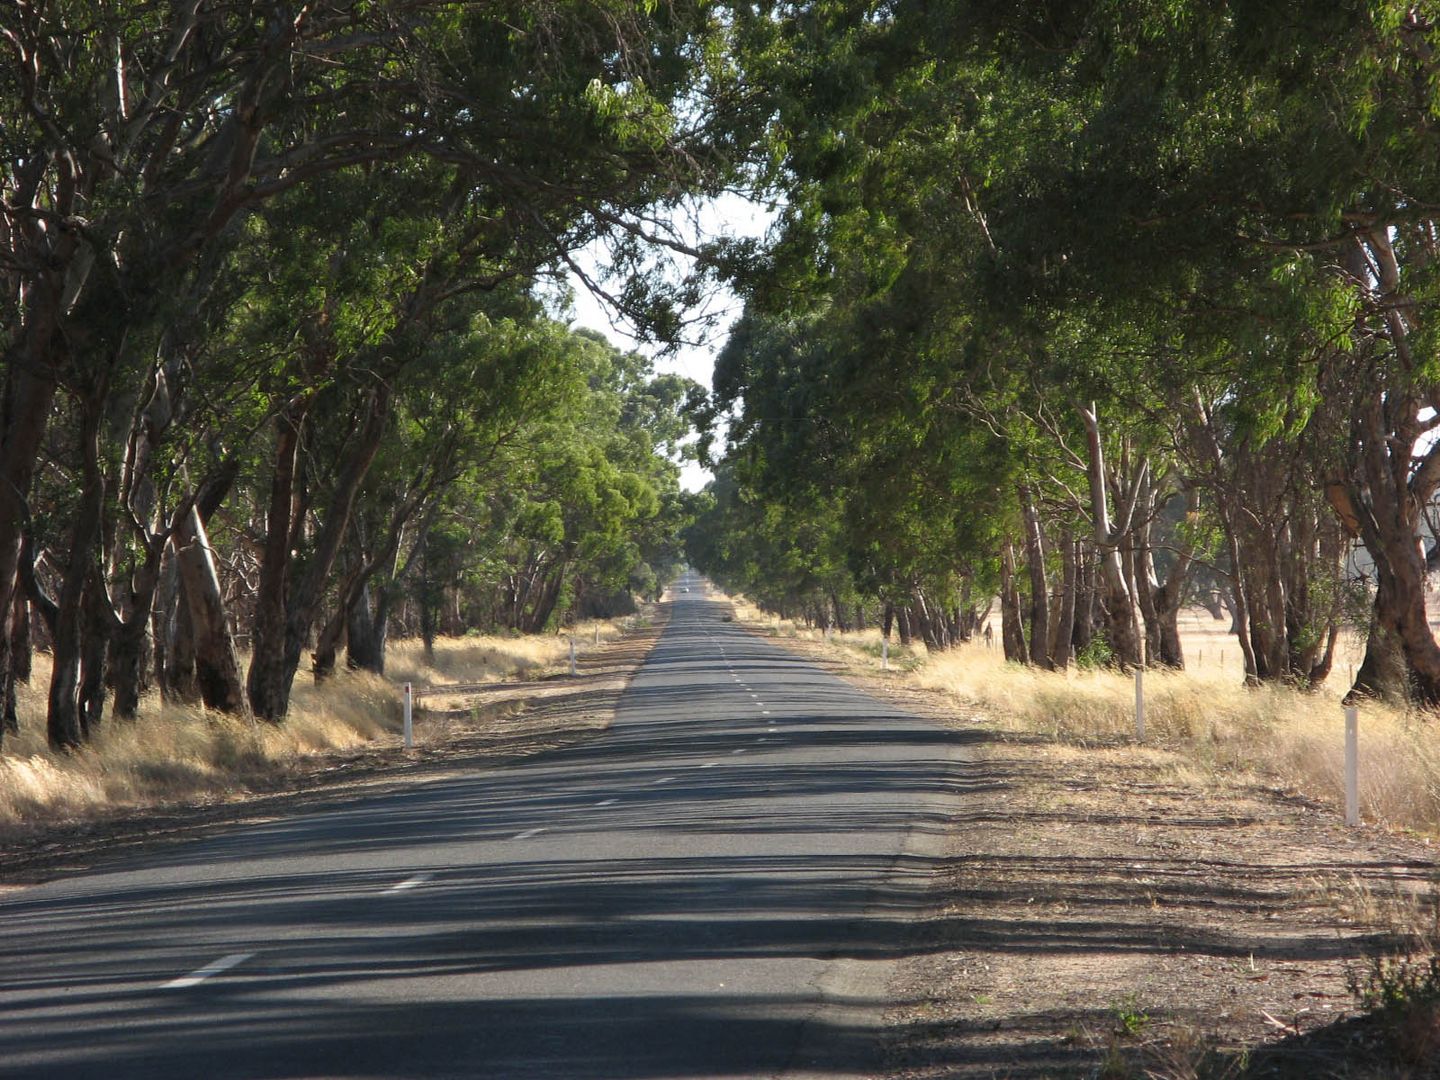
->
{"left": 0, "top": 576, "right": 975, "bottom": 1079}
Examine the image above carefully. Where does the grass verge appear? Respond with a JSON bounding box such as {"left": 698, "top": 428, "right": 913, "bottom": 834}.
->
{"left": 731, "top": 600, "right": 1440, "bottom": 836}
{"left": 0, "top": 622, "right": 633, "bottom": 826}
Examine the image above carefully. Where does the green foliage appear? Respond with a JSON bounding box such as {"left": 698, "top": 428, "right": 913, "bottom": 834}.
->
{"left": 1110, "top": 994, "right": 1151, "bottom": 1039}
{"left": 1351, "top": 953, "right": 1440, "bottom": 1015}
{"left": 1349, "top": 952, "right": 1440, "bottom": 1064}
{"left": 1076, "top": 637, "right": 1117, "bottom": 672}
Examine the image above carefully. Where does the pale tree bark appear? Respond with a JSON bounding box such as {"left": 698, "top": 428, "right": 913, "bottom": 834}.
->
{"left": 174, "top": 504, "right": 245, "bottom": 713}
{"left": 1337, "top": 226, "right": 1440, "bottom": 705}
{"left": 1079, "top": 404, "right": 1144, "bottom": 669}
{"left": 1018, "top": 483, "right": 1052, "bottom": 669}
{"left": 999, "top": 542, "right": 1028, "bottom": 663}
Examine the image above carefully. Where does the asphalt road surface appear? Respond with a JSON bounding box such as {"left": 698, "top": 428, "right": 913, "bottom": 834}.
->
{"left": 0, "top": 576, "right": 975, "bottom": 1079}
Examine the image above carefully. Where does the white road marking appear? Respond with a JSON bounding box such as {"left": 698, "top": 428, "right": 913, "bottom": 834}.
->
{"left": 163, "top": 952, "right": 254, "bottom": 990}
{"left": 384, "top": 872, "right": 434, "bottom": 894}
{"left": 651, "top": 775, "right": 677, "bottom": 785}
{"left": 512, "top": 827, "right": 548, "bottom": 840}
{"left": 700, "top": 762, "right": 718, "bottom": 768}
{"left": 762, "top": 710, "right": 771, "bottom": 715}
{"left": 594, "top": 798, "right": 617, "bottom": 807}
{"left": 731, "top": 748, "right": 747, "bottom": 755}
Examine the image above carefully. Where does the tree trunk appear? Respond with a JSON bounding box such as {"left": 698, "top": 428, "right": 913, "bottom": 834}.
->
{"left": 1350, "top": 593, "right": 1410, "bottom": 704}
{"left": 175, "top": 504, "right": 246, "bottom": 712}
{"left": 79, "top": 572, "right": 112, "bottom": 734}
{"left": 1147, "top": 487, "right": 1197, "bottom": 670}
{"left": 1049, "top": 531, "right": 1077, "bottom": 670}
{"left": 247, "top": 400, "right": 307, "bottom": 721}
{"left": 1079, "top": 405, "right": 1143, "bottom": 669}
{"left": 2, "top": 591, "right": 31, "bottom": 740}
{"left": 1072, "top": 544, "right": 1095, "bottom": 655}
{"left": 1019, "top": 483, "right": 1051, "bottom": 669}
{"left": 166, "top": 583, "right": 199, "bottom": 702}
{"left": 245, "top": 382, "right": 390, "bottom": 718}
{"left": 0, "top": 362, "right": 61, "bottom": 746}
{"left": 109, "top": 592, "right": 151, "bottom": 719}
{"left": 46, "top": 396, "right": 108, "bottom": 750}
{"left": 346, "top": 583, "right": 389, "bottom": 675}
{"left": 1000, "top": 542, "right": 1028, "bottom": 663}
{"left": 1187, "top": 391, "right": 1261, "bottom": 683}
{"left": 1345, "top": 375, "right": 1440, "bottom": 705}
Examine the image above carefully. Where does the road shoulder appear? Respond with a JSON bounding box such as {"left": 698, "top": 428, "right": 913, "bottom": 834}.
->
{"left": 745, "top": 629, "right": 1440, "bottom": 1078}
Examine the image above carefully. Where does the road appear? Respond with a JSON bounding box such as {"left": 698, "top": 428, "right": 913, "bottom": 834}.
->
{"left": 0, "top": 576, "right": 975, "bottom": 1079}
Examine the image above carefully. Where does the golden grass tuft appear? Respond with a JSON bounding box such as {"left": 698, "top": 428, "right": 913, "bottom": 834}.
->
{"left": 0, "top": 625, "right": 629, "bottom": 826}
{"left": 386, "top": 624, "right": 624, "bottom": 687}
{"left": 908, "top": 642, "right": 1440, "bottom": 833}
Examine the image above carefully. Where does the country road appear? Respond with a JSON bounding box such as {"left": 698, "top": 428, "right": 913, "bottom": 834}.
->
{"left": 0, "top": 577, "right": 976, "bottom": 1079}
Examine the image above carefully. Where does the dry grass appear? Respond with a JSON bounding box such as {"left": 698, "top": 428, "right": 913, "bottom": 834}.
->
{"left": 0, "top": 623, "right": 628, "bottom": 826}
{"left": 386, "top": 621, "right": 625, "bottom": 688}
{"left": 731, "top": 600, "right": 1440, "bottom": 835}
{"left": 909, "top": 642, "right": 1440, "bottom": 833}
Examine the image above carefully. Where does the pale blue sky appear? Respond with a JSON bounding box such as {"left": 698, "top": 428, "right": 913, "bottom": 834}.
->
{"left": 562, "top": 193, "right": 775, "bottom": 491}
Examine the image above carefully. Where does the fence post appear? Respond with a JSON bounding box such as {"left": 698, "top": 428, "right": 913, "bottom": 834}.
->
{"left": 569, "top": 637, "right": 577, "bottom": 676}
{"left": 1134, "top": 667, "right": 1145, "bottom": 741}
{"left": 594, "top": 623, "right": 600, "bottom": 646}
{"left": 882, "top": 636, "right": 889, "bottom": 671}
{"left": 1344, "top": 705, "right": 1359, "bottom": 826}
{"left": 403, "top": 682, "right": 413, "bottom": 750}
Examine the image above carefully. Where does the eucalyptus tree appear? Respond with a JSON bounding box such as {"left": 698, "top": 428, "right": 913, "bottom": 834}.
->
{"left": 309, "top": 299, "right": 571, "bottom": 680}
{"left": 706, "top": 0, "right": 1425, "bottom": 696}
{"left": 2, "top": 0, "right": 771, "bottom": 741}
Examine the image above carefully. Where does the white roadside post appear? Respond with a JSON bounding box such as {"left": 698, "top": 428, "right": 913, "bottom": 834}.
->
{"left": 569, "top": 637, "right": 577, "bottom": 676}
{"left": 1344, "top": 705, "right": 1360, "bottom": 826}
{"left": 594, "top": 623, "right": 600, "bottom": 646}
{"left": 882, "top": 636, "right": 889, "bottom": 671}
{"left": 1134, "top": 667, "right": 1145, "bottom": 742}
{"left": 403, "top": 682, "right": 413, "bottom": 750}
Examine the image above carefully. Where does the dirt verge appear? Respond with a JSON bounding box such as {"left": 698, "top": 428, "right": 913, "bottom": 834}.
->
{"left": 0, "top": 605, "right": 668, "bottom": 889}
{"left": 750, "top": 629, "right": 1440, "bottom": 1079}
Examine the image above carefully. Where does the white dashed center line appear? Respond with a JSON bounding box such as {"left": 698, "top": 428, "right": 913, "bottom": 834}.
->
{"left": 594, "top": 798, "right": 617, "bottom": 807}
{"left": 384, "top": 872, "right": 434, "bottom": 894}
{"left": 651, "top": 775, "right": 678, "bottom": 785}
{"left": 512, "top": 827, "right": 548, "bottom": 841}
{"left": 162, "top": 952, "right": 254, "bottom": 991}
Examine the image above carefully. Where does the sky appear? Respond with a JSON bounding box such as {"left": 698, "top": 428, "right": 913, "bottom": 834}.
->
{"left": 560, "top": 193, "right": 776, "bottom": 492}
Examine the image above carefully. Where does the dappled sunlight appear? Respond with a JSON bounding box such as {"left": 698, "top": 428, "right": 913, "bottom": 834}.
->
{"left": 723, "top": 593, "right": 1440, "bottom": 835}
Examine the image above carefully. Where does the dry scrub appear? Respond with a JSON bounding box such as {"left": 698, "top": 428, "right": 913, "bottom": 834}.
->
{"left": 0, "top": 625, "right": 626, "bottom": 826}
{"left": 386, "top": 619, "right": 625, "bottom": 688}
